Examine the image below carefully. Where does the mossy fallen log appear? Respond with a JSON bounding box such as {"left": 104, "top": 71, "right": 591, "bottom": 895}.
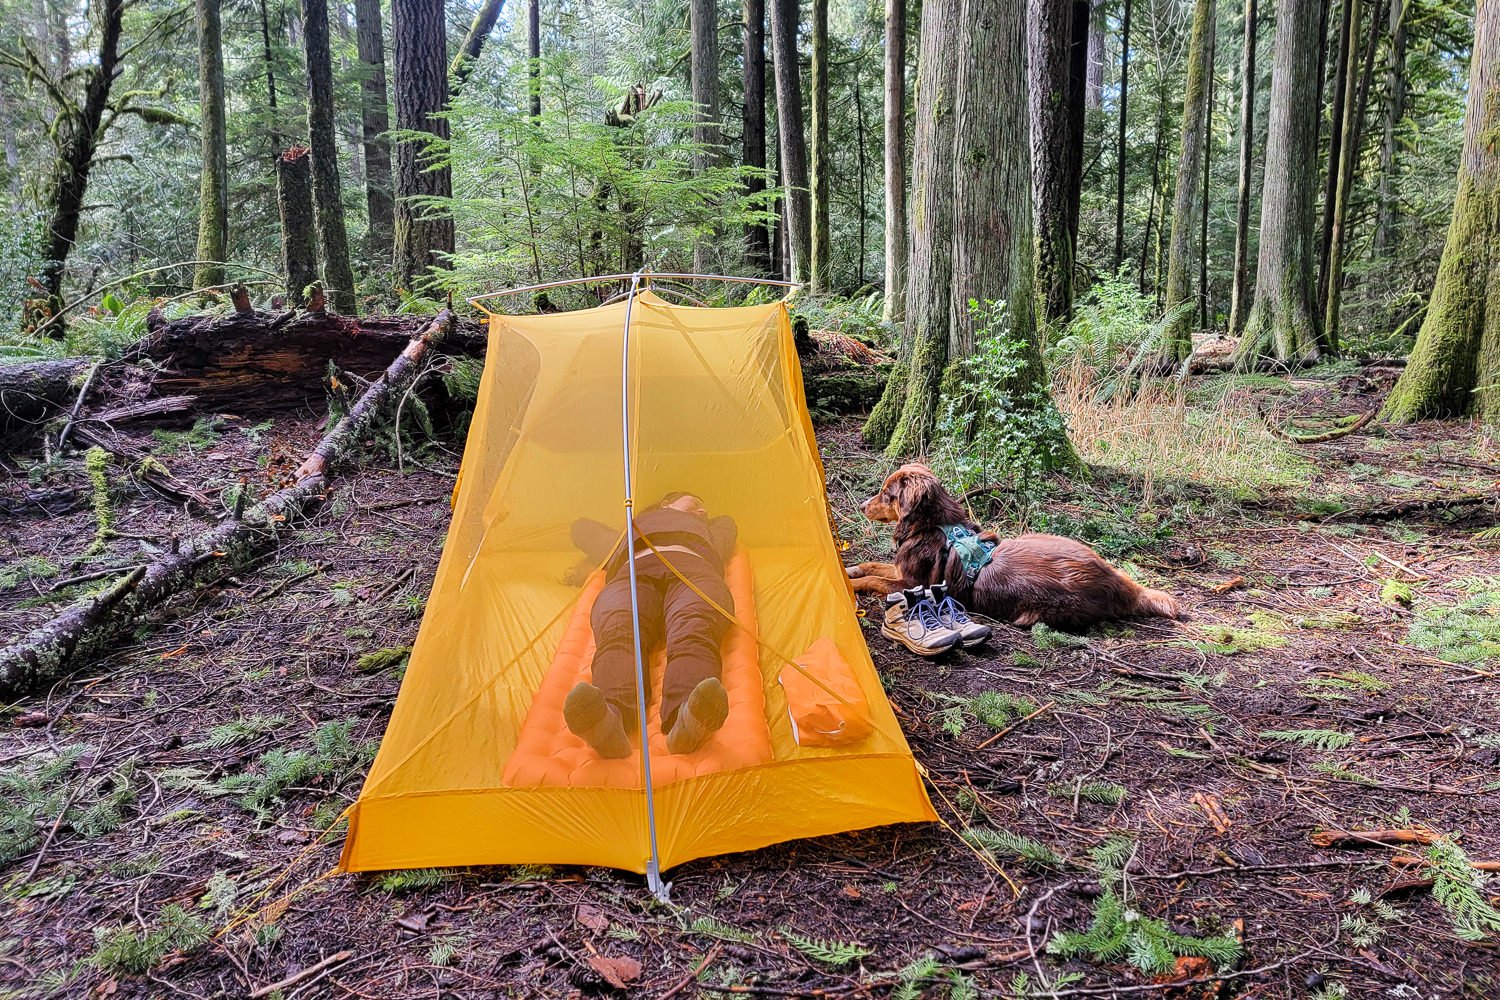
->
{"left": 0, "top": 357, "right": 91, "bottom": 432}
{"left": 0, "top": 310, "right": 456, "bottom": 699}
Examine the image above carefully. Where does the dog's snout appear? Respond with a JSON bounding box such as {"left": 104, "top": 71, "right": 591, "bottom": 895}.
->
{"left": 859, "top": 496, "right": 872, "bottom": 514}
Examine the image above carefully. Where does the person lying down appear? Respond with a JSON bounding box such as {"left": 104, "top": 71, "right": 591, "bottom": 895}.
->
{"left": 562, "top": 493, "right": 738, "bottom": 758}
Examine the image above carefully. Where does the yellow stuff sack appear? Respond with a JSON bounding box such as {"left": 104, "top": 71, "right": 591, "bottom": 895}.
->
{"left": 779, "top": 638, "right": 874, "bottom": 747}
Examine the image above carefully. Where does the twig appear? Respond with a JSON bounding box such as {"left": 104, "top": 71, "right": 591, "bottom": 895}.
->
{"left": 47, "top": 564, "right": 145, "bottom": 592}
{"left": 659, "top": 944, "right": 723, "bottom": 1000}
{"left": 1257, "top": 401, "right": 1378, "bottom": 443}
{"left": 247, "top": 949, "right": 354, "bottom": 998}
{"left": 974, "top": 701, "right": 1056, "bottom": 750}
{"left": 54, "top": 359, "right": 100, "bottom": 452}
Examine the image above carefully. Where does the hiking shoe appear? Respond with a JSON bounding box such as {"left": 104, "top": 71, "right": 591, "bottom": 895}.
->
{"left": 666, "top": 677, "right": 730, "bottom": 755}
{"left": 881, "top": 588, "right": 962, "bottom": 657}
{"left": 928, "top": 582, "right": 991, "bottom": 647}
{"left": 564, "top": 682, "right": 631, "bottom": 758}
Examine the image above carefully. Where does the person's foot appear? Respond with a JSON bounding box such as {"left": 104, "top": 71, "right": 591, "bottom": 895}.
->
{"left": 564, "top": 682, "right": 631, "bottom": 758}
{"left": 666, "top": 677, "right": 730, "bottom": 755}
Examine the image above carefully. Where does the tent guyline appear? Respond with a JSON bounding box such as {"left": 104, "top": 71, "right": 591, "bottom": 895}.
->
{"left": 338, "top": 272, "right": 936, "bottom": 897}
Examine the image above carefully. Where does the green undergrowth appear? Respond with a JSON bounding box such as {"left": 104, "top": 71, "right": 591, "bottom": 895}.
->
{"left": 0, "top": 746, "right": 135, "bottom": 866}
{"left": 89, "top": 904, "right": 209, "bottom": 974}
{"left": 1406, "top": 577, "right": 1500, "bottom": 664}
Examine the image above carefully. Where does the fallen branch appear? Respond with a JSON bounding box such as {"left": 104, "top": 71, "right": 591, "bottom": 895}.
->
{"left": 53, "top": 359, "right": 100, "bottom": 451}
{"left": 1310, "top": 828, "right": 1444, "bottom": 850}
{"left": 247, "top": 949, "right": 354, "bottom": 999}
{"left": 1331, "top": 489, "right": 1499, "bottom": 523}
{"left": 1257, "top": 401, "right": 1379, "bottom": 443}
{"left": 0, "top": 310, "right": 455, "bottom": 699}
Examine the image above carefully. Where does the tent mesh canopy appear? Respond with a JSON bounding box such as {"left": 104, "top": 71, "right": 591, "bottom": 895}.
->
{"left": 339, "top": 290, "right": 935, "bottom": 876}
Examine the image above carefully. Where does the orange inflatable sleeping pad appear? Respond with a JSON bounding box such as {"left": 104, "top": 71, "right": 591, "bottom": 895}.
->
{"left": 502, "top": 549, "right": 773, "bottom": 788}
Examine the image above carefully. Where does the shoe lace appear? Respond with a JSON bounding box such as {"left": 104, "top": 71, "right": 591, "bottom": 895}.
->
{"left": 909, "top": 598, "right": 945, "bottom": 637}
{"left": 937, "top": 596, "right": 971, "bottom": 625}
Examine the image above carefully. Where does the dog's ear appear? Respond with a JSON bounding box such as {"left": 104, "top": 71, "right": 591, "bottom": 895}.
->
{"left": 893, "top": 468, "right": 942, "bottom": 523}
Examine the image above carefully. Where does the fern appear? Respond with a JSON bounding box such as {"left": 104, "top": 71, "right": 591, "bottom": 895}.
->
{"left": 888, "top": 956, "right": 941, "bottom": 1000}
{"left": 1089, "top": 835, "right": 1135, "bottom": 884}
{"left": 194, "top": 715, "right": 285, "bottom": 750}
{"left": 1260, "top": 728, "right": 1355, "bottom": 750}
{"left": 373, "top": 868, "right": 455, "bottom": 894}
{"left": 1048, "top": 890, "right": 1241, "bottom": 975}
{"left": 1424, "top": 839, "right": 1500, "bottom": 941}
{"left": 688, "top": 916, "right": 759, "bottom": 944}
{"left": 779, "top": 926, "right": 870, "bottom": 967}
{"left": 963, "top": 826, "right": 1065, "bottom": 870}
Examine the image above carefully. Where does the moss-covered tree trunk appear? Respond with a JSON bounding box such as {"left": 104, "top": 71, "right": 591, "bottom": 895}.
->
{"left": 810, "top": 0, "right": 831, "bottom": 292}
{"left": 193, "top": 0, "right": 228, "bottom": 289}
{"left": 354, "top": 0, "right": 395, "bottom": 260}
{"left": 301, "top": 0, "right": 358, "bottom": 314}
{"left": 1029, "top": 0, "right": 1090, "bottom": 325}
{"left": 1232, "top": 0, "right": 1324, "bottom": 367}
{"left": 1158, "top": 0, "right": 1216, "bottom": 366}
{"left": 276, "top": 147, "right": 318, "bottom": 306}
{"left": 1382, "top": 0, "right": 1500, "bottom": 423}
{"left": 862, "top": 0, "right": 961, "bottom": 453}
{"left": 450, "top": 0, "right": 506, "bottom": 94}
{"left": 769, "top": 0, "right": 811, "bottom": 285}
{"left": 1227, "top": 0, "right": 1258, "bottom": 335}
{"left": 881, "top": 0, "right": 907, "bottom": 324}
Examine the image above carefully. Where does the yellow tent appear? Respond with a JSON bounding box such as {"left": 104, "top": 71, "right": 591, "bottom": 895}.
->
{"left": 338, "top": 281, "right": 935, "bottom": 889}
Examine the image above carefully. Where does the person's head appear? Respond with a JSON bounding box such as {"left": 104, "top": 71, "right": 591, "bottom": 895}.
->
{"left": 659, "top": 492, "right": 707, "bottom": 517}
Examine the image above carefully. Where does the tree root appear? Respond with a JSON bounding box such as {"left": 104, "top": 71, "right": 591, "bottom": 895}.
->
{"left": 1256, "top": 399, "right": 1379, "bottom": 443}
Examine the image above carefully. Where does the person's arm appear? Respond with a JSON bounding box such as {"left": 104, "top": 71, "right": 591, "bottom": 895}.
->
{"left": 708, "top": 515, "right": 738, "bottom": 561}
{"left": 563, "top": 518, "right": 622, "bottom": 585}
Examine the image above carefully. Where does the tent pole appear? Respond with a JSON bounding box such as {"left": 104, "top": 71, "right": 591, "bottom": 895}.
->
{"left": 617, "top": 271, "right": 670, "bottom": 902}
{"left": 468, "top": 272, "right": 802, "bottom": 315}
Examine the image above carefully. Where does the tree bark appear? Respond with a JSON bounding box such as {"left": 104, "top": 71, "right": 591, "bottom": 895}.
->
{"left": 1160, "top": 0, "right": 1217, "bottom": 364}
{"left": 0, "top": 358, "right": 90, "bottom": 432}
{"left": 301, "top": 0, "right": 358, "bottom": 314}
{"left": 1030, "top": 0, "right": 1090, "bottom": 324}
{"left": 1199, "top": 27, "right": 1216, "bottom": 329}
{"left": 1323, "top": 0, "right": 1378, "bottom": 351}
{"left": 1085, "top": 1, "right": 1106, "bottom": 110}
{"left": 743, "top": 0, "right": 772, "bottom": 274}
{"left": 1227, "top": 0, "right": 1259, "bottom": 335}
{"left": 393, "top": 0, "right": 455, "bottom": 289}
{"left": 37, "top": 0, "right": 124, "bottom": 316}
{"left": 881, "top": 0, "right": 907, "bottom": 324}
{"left": 276, "top": 147, "right": 319, "bottom": 306}
{"left": 691, "top": 0, "right": 721, "bottom": 273}
{"left": 1112, "top": 0, "right": 1133, "bottom": 273}
{"left": 770, "top": 0, "right": 812, "bottom": 286}
{"left": 864, "top": 0, "right": 960, "bottom": 452}
{"left": 1373, "top": 0, "right": 1407, "bottom": 255}
{"left": 528, "top": 0, "right": 542, "bottom": 121}
{"left": 1317, "top": 0, "right": 1356, "bottom": 308}
{"left": 450, "top": 0, "right": 507, "bottom": 94}
{"left": 0, "top": 313, "right": 456, "bottom": 699}
{"left": 810, "top": 0, "right": 831, "bottom": 292}
{"left": 354, "top": 0, "right": 395, "bottom": 260}
{"left": 1382, "top": 0, "right": 1500, "bottom": 422}
{"left": 194, "top": 0, "right": 228, "bottom": 289}
{"left": 1233, "top": 0, "right": 1324, "bottom": 366}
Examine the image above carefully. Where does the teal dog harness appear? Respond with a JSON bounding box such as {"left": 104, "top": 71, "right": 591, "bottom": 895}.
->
{"left": 941, "top": 524, "right": 998, "bottom": 583}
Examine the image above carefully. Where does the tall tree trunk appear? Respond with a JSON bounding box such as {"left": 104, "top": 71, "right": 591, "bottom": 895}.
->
{"left": 1382, "top": 0, "right": 1500, "bottom": 422}
{"left": 810, "top": 0, "right": 831, "bottom": 291}
{"left": 527, "top": 0, "right": 541, "bottom": 121}
{"left": 854, "top": 63, "right": 868, "bottom": 289}
{"left": 37, "top": 0, "right": 124, "bottom": 316}
{"left": 691, "top": 0, "right": 721, "bottom": 272}
{"left": 1324, "top": 0, "right": 1378, "bottom": 350}
{"left": 354, "top": 0, "right": 395, "bottom": 261}
{"left": 1227, "top": 0, "right": 1259, "bottom": 335}
{"left": 1199, "top": 30, "right": 1216, "bottom": 329}
{"left": 194, "top": 0, "right": 229, "bottom": 289}
{"left": 450, "top": 0, "right": 507, "bottom": 93}
{"left": 1159, "top": 0, "right": 1217, "bottom": 365}
{"left": 1317, "top": 0, "right": 1356, "bottom": 307}
{"left": 1374, "top": 0, "right": 1407, "bottom": 255}
{"left": 392, "top": 0, "right": 455, "bottom": 289}
{"left": 277, "top": 147, "right": 319, "bottom": 305}
{"left": 1138, "top": 97, "right": 1167, "bottom": 294}
{"left": 769, "top": 0, "right": 811, "bottom": 284}
{"left": 881, "top": 0, "right": 907, "bottom": 323}
{"left": 864, "top": 0, "right": 960, "bottom": 451}
{"left": 1233, "top": 0, "right": 1324, "bottom": 366}
{"left": 1085, "top": 1, "right": 1106, "bottom": 110}
{"left": 743, "top": 0, "right": 771, "bottom": 274}
{"left": 259, "top": 0, "right": 283, "bottom": 148}
{"left": 301, "top": 0, "right": 358, "bottom": 313}
{"left": 1030, "top": 0, "right": 1090, "bottom": 325}
{"left": 1112, "top": 0, "right": 1133, "bottom": 273}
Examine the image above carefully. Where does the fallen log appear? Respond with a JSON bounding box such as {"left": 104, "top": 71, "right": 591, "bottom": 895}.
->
{"left": 0, "top": 310, "right": 455, "bottom": 700}
{"left": 131, "top": 306, "right": 485, "bottom": 411}
{"left": 0, "top": 357, "right": 91, "bottom": 432}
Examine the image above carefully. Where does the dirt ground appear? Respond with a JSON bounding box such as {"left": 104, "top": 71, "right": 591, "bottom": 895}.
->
{"left": 1, "top": 365, "right": 1497, "bottom": 999}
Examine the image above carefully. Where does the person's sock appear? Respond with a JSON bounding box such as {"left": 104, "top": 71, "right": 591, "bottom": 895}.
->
{"left": 563, "top": 682, "right": 631, "bottom": 759}
{"left": 666, "top": 677, "right": 730, "bottom": 755}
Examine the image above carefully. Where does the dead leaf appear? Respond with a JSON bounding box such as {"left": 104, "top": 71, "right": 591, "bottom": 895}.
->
{"left": 95, "top": 978, "right": 118, "bottom": 996}
{"left": 576, "top": 904, "right": 609, "bottom": 934}
{"left": 275, "top": 828, "right": 309, "bottom": 845}
{"left": 587, "top": 954, "right": 641, "bottom": 989}
{"left": 1210, "top": 576, "right": 1245, "bottom": 593}
{"left": 841, "top": 884, "right": 861, "bottom": 900}
{"left": 395, "top": 908, "right": 433, "bottom": 934}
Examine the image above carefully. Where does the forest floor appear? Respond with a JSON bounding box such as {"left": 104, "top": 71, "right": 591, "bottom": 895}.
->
{"left": 1, "top": 361, "right": 1498, "bottom": 999}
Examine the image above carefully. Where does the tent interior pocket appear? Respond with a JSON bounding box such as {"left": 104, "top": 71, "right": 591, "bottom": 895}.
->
{"left": 778, "top": 638, "right": 874, "bottom": 748}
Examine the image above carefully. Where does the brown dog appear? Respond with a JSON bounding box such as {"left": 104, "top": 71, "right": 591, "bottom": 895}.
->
{"left": 849, "top": 464, "right": 1181, "bottom": 630}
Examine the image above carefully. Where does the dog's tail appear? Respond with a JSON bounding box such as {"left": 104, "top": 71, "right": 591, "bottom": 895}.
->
{"left": 1135, "top": 587, "right": 1183, "bottom": 620}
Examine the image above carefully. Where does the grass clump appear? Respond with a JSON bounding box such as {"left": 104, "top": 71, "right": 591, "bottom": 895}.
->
{"left": 90, "top": 904, "right": 209, "bottom": 974}
{"left": 1407, "top": 578, "right": 1500, "bottom": 664}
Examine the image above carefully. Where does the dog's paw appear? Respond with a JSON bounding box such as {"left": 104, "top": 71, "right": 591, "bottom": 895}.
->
{"left": 845, "top": 565, "right": 863, "bottom": 579}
